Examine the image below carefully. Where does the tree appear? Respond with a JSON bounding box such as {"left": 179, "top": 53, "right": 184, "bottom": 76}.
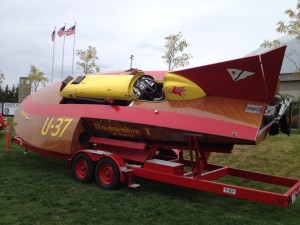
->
{"left": 0, "top": 71, "right": 4, "bottom": 86}
{"left": 276, "top": 3, "right": 300, "bottom": 39}
{"left": 27, "top": 65, "right": 49, "bottom": 92}
{"left": 261, "top": 2, "right": 300, "bottom": 71}
{"left": 0, "top": 84, "right": 18, "bottom": 102}
{"left": 11, "top": 85, "right": 19, "bottom": 102}
{"left": 76, "top": 46, "right": 100, "bottom": 74}
{"left": 161, "top": 31, "right": 192, "bottom": 71}
{"left": 7, "top": 85, "right": 18, "bottom": 102}
{"left": 262, "top": 3, "right": 300, "bottom": 46}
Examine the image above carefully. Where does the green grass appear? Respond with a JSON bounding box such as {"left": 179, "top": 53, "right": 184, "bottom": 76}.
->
{"left": 0, "top": 118, "right": 300, "bottom": 225}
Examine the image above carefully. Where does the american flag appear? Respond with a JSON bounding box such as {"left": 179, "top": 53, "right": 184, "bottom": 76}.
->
{"left": 51, "top": 30, "right": 55, "bottom": 42}
{"left": 65, "top": 25, "right": 75, "bottom": 36}
{"left": 57, "top": 26, "right": 65, "bottom": 37}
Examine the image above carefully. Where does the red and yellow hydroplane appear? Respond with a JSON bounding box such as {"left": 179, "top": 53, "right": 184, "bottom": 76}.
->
{"left": 12, "top": 46, "right": 300, "bottom": 206}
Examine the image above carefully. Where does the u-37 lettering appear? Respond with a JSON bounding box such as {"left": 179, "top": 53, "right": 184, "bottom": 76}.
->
{"left": 41, "top": 117, "right": 73, "bottom": 137}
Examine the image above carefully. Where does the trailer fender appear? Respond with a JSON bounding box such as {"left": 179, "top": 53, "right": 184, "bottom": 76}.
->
{"left": 71, "top": 150, "right": 127, "bottom": 183}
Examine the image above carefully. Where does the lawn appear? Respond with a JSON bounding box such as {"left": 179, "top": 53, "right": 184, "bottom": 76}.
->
{"left": 0, "top": 118, "right": 299, "bottom": 225}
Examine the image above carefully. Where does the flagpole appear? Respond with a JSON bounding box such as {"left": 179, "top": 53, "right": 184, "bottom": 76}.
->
{"left": 51, "top": 27, "right": 56, "bottom": 84}
{"left": 61, "top": 23, "right": 66, "bottom": 80}
{"left": 71, "top": 22, "right": 76, "bottom": 75}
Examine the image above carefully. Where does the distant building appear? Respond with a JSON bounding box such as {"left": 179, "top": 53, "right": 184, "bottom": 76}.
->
{"left": 280, "top": 73, "right": 300, "bottom": 98}
{"left": 248, "top": 35, "right": 300, "bottom": 99}
{"left": 18, "top": 77, "right": 31, "bottom": 103}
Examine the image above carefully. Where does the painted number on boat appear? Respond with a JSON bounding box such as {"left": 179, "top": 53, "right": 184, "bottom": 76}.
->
{"left": 41, "top": 117, "right": 73, "bottom": 137}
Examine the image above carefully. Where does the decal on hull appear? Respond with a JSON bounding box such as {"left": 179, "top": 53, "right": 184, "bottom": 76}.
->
{"left": 227, "top": 68, "right": 255, "bottom": 82}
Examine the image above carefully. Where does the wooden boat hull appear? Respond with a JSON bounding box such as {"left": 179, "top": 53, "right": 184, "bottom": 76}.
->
{"left": 14, "top": 83, "right": 268, "bottom": 155}
{"left": 13, "top": 46, "right": 288, "bottom": 156}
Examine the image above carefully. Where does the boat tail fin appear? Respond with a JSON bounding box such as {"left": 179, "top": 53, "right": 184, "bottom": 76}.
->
{"left": 173, "top": 46, "right": 286, "bottom": 104}
{"left": 259, "top": 45, "right": 286, "bottom": 103}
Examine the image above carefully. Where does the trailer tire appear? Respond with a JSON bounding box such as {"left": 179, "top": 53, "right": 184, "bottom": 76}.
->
{"left": 72, "top": 153, "right": 95, "bottom": 183}
{"left": 95, "top": 157, "right": 120, "bottom": 189}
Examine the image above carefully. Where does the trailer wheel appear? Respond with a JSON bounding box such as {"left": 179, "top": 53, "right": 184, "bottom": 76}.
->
{"left": 72, "top": 153, "right": 94, "bottom": 182}
{"left": 95, "top": 157, "right": 120, "bottom": 189}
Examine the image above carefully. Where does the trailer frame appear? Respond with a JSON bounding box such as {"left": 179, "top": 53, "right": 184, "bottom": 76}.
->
{"left": 12, "top": 135, "right": 300, "bottom": 207}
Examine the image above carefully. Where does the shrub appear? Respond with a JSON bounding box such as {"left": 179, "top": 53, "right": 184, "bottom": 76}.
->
{"left": 291, "top": 115, "right": 299, "bottom": 129}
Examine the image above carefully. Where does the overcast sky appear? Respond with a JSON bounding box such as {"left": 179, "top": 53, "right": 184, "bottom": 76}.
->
{"left": 0, "top": 0, "right": 297, "bottom": 87}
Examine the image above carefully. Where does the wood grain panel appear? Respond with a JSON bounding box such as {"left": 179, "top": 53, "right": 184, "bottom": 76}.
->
{"left": 133, "top": 97, "right": 266, "bottom": 128}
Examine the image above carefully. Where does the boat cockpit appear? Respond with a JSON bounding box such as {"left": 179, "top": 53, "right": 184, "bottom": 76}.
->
{"left": 59, "top": 72, "right": 206, "bottom": 105}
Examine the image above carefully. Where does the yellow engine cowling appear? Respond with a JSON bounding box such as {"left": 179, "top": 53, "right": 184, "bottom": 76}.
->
{"left": 60, "top": 72, "right": 206, "bottom": 102}
{"left": 60, "top": 74, "right": 142, "bottom": 101}
{"left": 163, "top": 73, "right": 206, "bottom": 100}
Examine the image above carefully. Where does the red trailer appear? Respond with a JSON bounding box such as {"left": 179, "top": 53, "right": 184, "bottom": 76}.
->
{"left": 1, "top": 113, "right": 10, "bottom": 152}
{"left": 0, "top": 113, "right": 7, "bottom": 130}
{"left": 12, "top": 134, "right": 300, "bottom": 207}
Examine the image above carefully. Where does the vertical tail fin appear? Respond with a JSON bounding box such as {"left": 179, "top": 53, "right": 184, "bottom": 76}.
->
{"left": 173, "top": 46, "right": 286, "bottom": 104}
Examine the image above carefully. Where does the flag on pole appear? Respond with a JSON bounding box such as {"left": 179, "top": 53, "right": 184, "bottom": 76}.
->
{"left": 51, "top": 30, "right": 55, "bottom": 42}
{"left": 65, "top": 25, "right": 76, "bottom": 36}
{"left": 57, "top": 26, "right": 65, "bottom": 37}
{"left": 51, "top": 27, "right": 56, "bottom": 83}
